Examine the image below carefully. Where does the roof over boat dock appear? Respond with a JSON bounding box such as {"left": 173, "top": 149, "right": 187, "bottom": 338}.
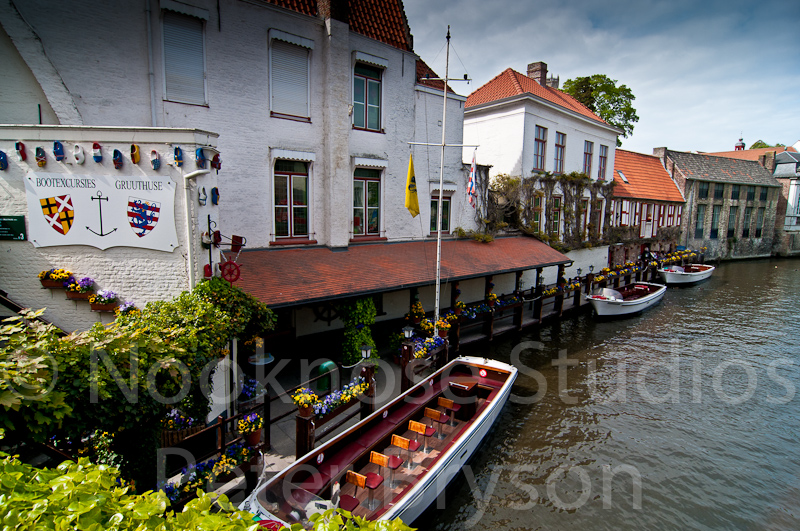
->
{"left": 236, "top": 235, "right": 570, "bottom": 308}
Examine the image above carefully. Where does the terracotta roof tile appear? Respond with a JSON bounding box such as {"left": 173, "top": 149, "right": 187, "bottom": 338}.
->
{"left": 415, "top": 59, "right": 454, "bottom": 93}
{"left": 701, "top": 146, "right": 796, "bottom": 161}
{"left": 465, "top": 68, "right": 607, "bottom": 126}
{"left": 263, "top": 0, "right": 412, "bottom": 52}
{"left": 612, "top": 150, "right": 684, "bottom": 203}
{"left": 237, "top": 236, "right": 570, "bottom": 307}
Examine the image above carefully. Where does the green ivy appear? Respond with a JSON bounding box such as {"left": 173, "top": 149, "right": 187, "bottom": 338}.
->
{"left": 336, "top": 298, "right": 376, "bottom": 366}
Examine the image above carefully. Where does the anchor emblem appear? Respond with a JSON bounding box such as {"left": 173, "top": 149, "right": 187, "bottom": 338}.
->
{"left": 86, "top": 191, "right": 117, "bottom": 237}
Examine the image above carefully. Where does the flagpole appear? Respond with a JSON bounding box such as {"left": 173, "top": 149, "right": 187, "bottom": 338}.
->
{"left": 433, "top": 27, "right": 452, "bottom": 337}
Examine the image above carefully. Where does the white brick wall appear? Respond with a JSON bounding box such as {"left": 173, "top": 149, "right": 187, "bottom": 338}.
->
{"left": 0, "top": 125, "right": 218, "bottom": 332}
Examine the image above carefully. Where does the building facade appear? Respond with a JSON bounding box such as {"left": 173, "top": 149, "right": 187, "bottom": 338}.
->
{"left": 654, "top": 148, "right": 782, "bottom": 259}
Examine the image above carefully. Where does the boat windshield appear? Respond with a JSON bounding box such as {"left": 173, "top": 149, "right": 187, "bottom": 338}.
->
{"left": 669, "top": 265, "right": 684, "bottom": 273}
{"left": 591, "top": 287, "right": 623, "bottom": 300}
{"left": 257, "top": 481, "right": 332, "bottom": 529}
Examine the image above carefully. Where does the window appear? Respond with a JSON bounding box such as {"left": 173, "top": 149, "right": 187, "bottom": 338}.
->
{"left": 667, "top": 205, "right": 676, "bottom": 226}
{"left": 554, "top": 132, "right": 566, "bottom": 174}
{"left": 430, "top": 196, "right": 451, "bottom": 233}
{"left": 714, "top": 183, "right": 724, "bottom": 200}
{"left": 551, "top": 196, "right": 561, "bottom": 234}
{"left": 274, "top": 160, "right": 309, "bottom": 238}
{"left": 270, "top": 38, "right": 310, "bottom": 119}
{"left": 618, "top": 170, "right": 629, "bottom": 183}
{"left": 747, "top": 186, "right": 756, "bottom": 201}
{"left": 694, "top": 204, "right": 706, "bottom": 239}
{"left": 163, "top": 11, "right": 206, "bottom": 105}
{"left": 353, "top": 169, "right": 380, "bottom": 236}
{"left": 583, "top": 141, "right": 593, "bottom": 175}
{"left": 755, "top": 207, "right": 765, "bottom": 238}
{"left": 534, "top": 126, "right": 547, "bottom": 171}
{"left": 598, "top": 145, "right": 608, "bottom": 180}
{"left": 742, "top": 206, "right": 752, "bottom": 237}
{"left": 698, "top": 182, "right": 709, "bottom": 200}
{"left": 633, "top": 202, "right": 641, "bottom": 226}
{"left": 710, "top": 205, "right": 721, "bottom": 239}
{"left": 760, "top": 187, "right": 768, "bottom": 201}
{"left": 581, "top": 198, "right": 589, "bottom": 235}
{"left": 676, "top": 206, "right": 682, "bottom": 226}
{"left": 533, "top": 196, "right": 542, "bottom": 232}
{"left": 658, "top": 204, "right": 665, "bottom": 227}
{"left": 731, "top": 184, "right": 740, "bottom": 200}
{"left": 727, "top": 206, "right": 738, "bottom": 238}
{"left": 353, "top": 63, "right": 381, "bottom": 131}
{"left": 620, "top": 200, "right": 629, "bottom": 226}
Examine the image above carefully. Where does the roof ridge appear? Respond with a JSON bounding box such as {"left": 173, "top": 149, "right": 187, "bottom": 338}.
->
{"left": 509, "top": 69, "right": 524, "bottom": 95}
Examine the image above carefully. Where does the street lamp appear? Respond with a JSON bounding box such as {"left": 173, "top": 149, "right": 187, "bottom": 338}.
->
{"left": 360, "top": 344, "right": 373, "bottom": 360}
{"left": 576, "top": 268, "right": 582, "bottom": 277}
{"left": 589, "top": 265, "right": 594, "bottom": 274}
{"left": 402, "top": 326, "right": 414, "bottom": 340}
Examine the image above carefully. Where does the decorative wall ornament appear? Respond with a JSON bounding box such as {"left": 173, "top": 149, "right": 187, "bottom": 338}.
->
{"left": 130, "top": 144, "right": 141, "bottom": 164}
{"left": 35, "top": 147, "right": 46, "bottom": 167}
{"left": 211, "top": 153, "right": 221, "bottom": 173}
{"left": 150, "top": 150, "right": 160, "bottom": 170}
{"left": 195, "top": 148, "right": 206, "bottom": 168}
{"left": 15, "top": 142, "right": 26, "bottom": 161}
{"left": 0, "top": 151, "right": 7, "bottom": 171}
{"left": 174, "top": 146, "right": 183, "bottom": 167}
{"left": 73, "top": 144, "right": 85, "bottom": 164}
{"left": 92, "top": 142, "right": 102, "bottom": 162}
{"left": 53, "top": 141, "right": 66, "bottom": 161}
{"left": 112, "top": 149, "right": 123, "bottom": 169}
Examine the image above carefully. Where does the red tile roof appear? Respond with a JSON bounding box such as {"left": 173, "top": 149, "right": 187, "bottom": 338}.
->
{"left": 264, "top": 0, "right": 412, "bottom": 52}
{"left": 465, "top": 68, "right": 607, "bottom": 126}
{"left": 416, "top": 59, "right": 454, "bottom": 93}
{"left": 701, "top": 146, "right": 796, "bottom": 161}
{"left": 236, "top": 236, "right": 570, "bottom": 307}
{"left": 613, "top": 149, "right": 684, "bottom": 203}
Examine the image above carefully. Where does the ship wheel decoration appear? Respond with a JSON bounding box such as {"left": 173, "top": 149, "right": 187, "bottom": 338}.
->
{"left": 220, "top": 259, "right": 240, "bottom": 284}
{"left": 312, "top": 302, "right": 339, "bottom": 324}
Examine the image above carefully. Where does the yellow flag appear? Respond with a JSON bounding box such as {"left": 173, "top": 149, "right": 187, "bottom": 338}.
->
{"left": 405, "top": 154, "right": 420, "bottom": 218}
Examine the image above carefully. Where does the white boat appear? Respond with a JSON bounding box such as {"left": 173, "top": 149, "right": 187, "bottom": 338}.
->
{"left": 239, "top": 356, "right": 517, "bottom": 528}
{"left": 587, "top": 282, "right": 667, "bottom": 317}
{"left": 658, "top": 263, "right": 715, "bottom": 285}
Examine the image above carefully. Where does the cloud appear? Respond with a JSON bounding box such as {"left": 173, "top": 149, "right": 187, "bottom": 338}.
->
{"left": 405, "top": 0, "right": 800, "bottom": 153}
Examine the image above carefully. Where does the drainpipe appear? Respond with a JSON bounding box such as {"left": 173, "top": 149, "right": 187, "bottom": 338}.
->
{"left": 145, "top": 0, "right": 158, "bottom": 126}
{"left": 184, "top": 169, "right": 210, "bottom": 289}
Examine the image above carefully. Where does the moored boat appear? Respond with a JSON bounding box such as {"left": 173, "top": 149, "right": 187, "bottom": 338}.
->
{"left": 658, "top": 263, "right": 715, "bottom": 285}
{"left": 239, "top": 356, "right": 517, "bottom": 528}
{"left": 587, "top": 282, "right": 667, "bottom": 317}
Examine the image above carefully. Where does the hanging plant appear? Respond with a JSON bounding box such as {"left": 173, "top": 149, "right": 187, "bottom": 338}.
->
{"left": 336, "top": 297, "right": 377, "bottom": 366}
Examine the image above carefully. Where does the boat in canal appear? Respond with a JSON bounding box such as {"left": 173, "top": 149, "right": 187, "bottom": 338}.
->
{"left": 239, "top": 356, "right": 518, "bottom": 528}
{"left": 586, "top": 282, "right": 667, "bottom": 317}
{"left": 658, "top": 263, "right": 715, "bottom": 285}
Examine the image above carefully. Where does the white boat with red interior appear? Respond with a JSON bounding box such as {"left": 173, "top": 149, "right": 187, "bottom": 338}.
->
{"left": 587, "top": 281, "right": 667, "bottom": 317}
{"left": 240, "top": 356, "right": 517, "bottom": 528}
{"left": 658, "top": 263, "right": 715, "bottom": 285}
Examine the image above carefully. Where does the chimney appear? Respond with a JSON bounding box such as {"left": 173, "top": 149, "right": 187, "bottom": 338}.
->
{"left": 759, "top": 151, "right": 777, "bottom": 172}
{"left": 653, "top": 147, "right": 667, "bottom": 161}
{"left": 318, "top": 0, "right": 349, "bottom": 23}
{"left": 527, "top": 61, "right": 547, "bottom": 86}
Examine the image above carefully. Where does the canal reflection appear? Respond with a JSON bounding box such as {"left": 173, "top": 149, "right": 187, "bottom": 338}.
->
{"left": 425, "top": 258, "right": 800, "bottom": 530}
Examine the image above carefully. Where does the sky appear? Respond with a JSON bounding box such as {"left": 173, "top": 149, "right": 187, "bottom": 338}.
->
{"left": 404, "top": 0, "right": 800, "bottom": 155}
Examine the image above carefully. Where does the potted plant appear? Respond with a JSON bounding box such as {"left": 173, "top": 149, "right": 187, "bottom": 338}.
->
{"left": 454, "top": 300, "right": 466, "bottom": 315}
{"left": 65, "top": 276, "right": 95, "bottom": 300}
{"left": 291, "top": 387, "right": 318, "bottom": 417}
{"left": 114, "top": 301, "right": 139, "bottom": 317}
{"left": 485, "top": 292, "right": 498, "bottom": 307}
{"left": 407, "top": 301, "right": 425, "bottom": 324}
{"left": 38, "top": 268, "right": 71, "bottom": 289}
{"left": 89, "top": 289, "right": 119, "bottom": 312}
{"left": 237, "top": 412, "right": 263, "bottom": 446}
{"left": 435, "top": 318, "right": 451, "bottom": 338}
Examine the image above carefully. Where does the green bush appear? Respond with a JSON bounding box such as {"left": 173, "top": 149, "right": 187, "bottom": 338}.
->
{"left": 337, "top": 298, "right": 376, "bottom": 366}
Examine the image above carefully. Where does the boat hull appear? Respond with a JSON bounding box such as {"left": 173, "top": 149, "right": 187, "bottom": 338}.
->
{"left": 588, "top": 282, "right": 666, "bottom": 317}
{"left": 658, "top": 264, "right": 715, "bottom": 285}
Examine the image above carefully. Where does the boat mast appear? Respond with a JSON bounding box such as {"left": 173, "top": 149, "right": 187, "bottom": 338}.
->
{"left": 433, "top": 27, "right": 451, "bottom": 335}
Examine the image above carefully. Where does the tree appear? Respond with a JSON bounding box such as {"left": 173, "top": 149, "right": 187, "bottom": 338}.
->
{"left": 562, "top": 75, "right": 639, "bottom": 147}
{"left": 749, "top": 140, "right": 785, "bottom": 149}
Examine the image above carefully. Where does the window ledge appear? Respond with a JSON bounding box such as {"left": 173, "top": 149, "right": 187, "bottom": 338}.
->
{"left": 352, "top": 126, "right": 385, "bottom": 134}
{"left": 271, "top": 111, "right": 311, "bottom": 123}
{"left": 349, "top": 236, "right": 387, "bottom": 244}
{"left": 270, "top": 238, "right": 318, "bottom": 247}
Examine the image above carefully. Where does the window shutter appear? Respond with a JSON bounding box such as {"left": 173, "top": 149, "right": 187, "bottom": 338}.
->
{"left": 163, "top": 12, "right": 206, "bottom": 105}
{"left": 271, "top": 40, "right": 309, "bottom": 117}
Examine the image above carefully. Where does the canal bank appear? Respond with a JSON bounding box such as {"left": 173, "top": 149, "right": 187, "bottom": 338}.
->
{"left": 420, "top": 257, "right": 800, "bottom": 530}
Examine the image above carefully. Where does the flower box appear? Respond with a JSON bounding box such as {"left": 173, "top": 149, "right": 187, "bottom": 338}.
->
{"left": 90, "top": 302, "right": 118, "bottom": 312}
{"left": 66, "top": 290, "right": 93, "bottom": 300}
{"left": 40, "top": 279, "right": 64, "bottom": 289}
{"left": 316, "top": 399, "right": 358, "bottom": 426}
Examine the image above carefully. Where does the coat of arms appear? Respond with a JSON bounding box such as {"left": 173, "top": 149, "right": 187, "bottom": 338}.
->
{"left": 127, "top": 197, "right": 160, "bottom": 237}
{"left": 39, "top": 194, "right": 74, "bottom": 235}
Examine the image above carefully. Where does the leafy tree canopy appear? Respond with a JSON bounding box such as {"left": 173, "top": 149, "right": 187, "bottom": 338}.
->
{"left": 562, "top": 74, "right": 639, "bottom": 146}
{"left": 749, "top": 140, "right": 786, "bottom": 149}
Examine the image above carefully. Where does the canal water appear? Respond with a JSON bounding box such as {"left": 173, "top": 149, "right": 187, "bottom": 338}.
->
{"left": 426, "top": 258, "right": 800, "bottom": 530}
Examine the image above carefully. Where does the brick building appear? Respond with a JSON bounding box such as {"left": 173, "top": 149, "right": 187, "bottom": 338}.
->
{"left": 654, "top": 148, "right": 781, "bottom": 259}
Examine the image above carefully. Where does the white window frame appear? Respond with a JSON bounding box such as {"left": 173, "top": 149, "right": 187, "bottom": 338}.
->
{"left": 353, "top": 167, "right": 383, "bottom": 237}
{"left": 353, "top": 54, "right": 386, "bottom": 132}
{"left": 269, "top": 30, "right": 313, "bottom": 121}
{"left": 162, "top": 9, "right": 208, "bottom": 106}
{"left": 430, "top": 194, "right": 452, "bottom": 234}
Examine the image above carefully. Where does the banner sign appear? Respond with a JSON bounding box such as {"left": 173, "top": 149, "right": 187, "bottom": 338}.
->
{"left": 0, "top": 216, "right": 26, "bottom": 241}
{"left": 24, "top": 172, "right": 179, "bottom": 252}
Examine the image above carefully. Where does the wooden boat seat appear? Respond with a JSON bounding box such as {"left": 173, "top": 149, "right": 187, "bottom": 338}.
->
{"left": 339, "top": 470, "right": 366, "bottom": 512}
{"left": 409, "top": 419, "right": 436, "bottom": 453}
{"left": 438, "top": 397, "right": 460, "bottom": 427}
{"left": 424, "top": 406, "right": 449, "bottom": 440}
{"left": 371, "top": 450, "right": 402, "bottom": 490}
{"left": 391, "top": 433, "right": 420, "bottom": 472}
